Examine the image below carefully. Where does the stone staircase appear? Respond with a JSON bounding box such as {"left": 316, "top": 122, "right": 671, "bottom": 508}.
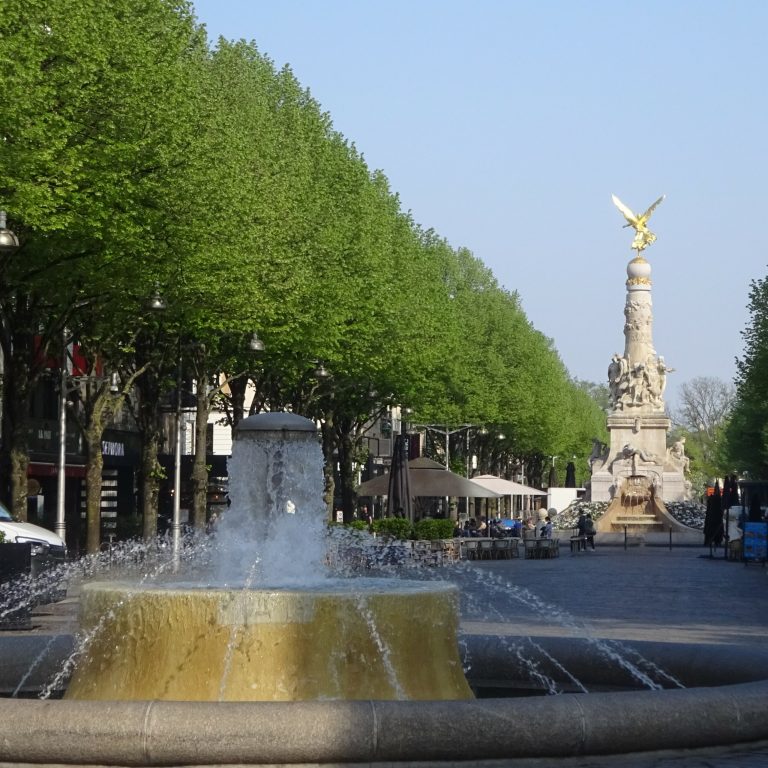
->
{"left": 610, "top": 513, "right": 665, "bottom": 533}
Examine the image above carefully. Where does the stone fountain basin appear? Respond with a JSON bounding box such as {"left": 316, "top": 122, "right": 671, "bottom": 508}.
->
{"left": 2, "top": 635, "right": 768, "bottom": 764}
{"left": 65, "top": 578, "right": 473, "bottom": 702}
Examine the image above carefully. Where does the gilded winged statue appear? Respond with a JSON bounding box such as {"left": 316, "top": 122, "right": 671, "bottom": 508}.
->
{"left": 611, "top": 194, "right": 665, "bottom": 252}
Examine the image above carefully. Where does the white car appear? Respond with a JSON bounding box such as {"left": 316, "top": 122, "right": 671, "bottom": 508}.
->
{"left": 0, "top": 503, "right": 66, "bottom": 562}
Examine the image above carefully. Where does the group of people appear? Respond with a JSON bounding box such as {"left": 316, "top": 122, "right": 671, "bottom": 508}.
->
{"left": 576, "top": 511, "right": 596, "bottom": 550}
{"left": 454, "top": 517, "right": 524, "bottom": 538}
{"left": 451, "top": 510, "right": 598, "bottom": 551}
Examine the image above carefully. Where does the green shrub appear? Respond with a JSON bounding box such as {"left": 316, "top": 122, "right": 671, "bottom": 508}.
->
{"left": 347, "top": 520, "right": 369, "bottom": 532}
{"left": 372, "top": 517, "right": 413, "bottom": 540}
{"left": 413, "top": 518, "right": 455, "bottom": 540}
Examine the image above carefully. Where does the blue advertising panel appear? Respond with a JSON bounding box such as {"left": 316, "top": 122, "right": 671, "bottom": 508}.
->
{"left": 743, "top": 522, "right": 768, "bottom": 562}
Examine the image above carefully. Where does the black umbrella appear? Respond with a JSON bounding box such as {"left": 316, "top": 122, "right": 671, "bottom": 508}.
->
{"left": 548, "top": 464, "right": 558, "bottom": 488}
{"left": 722, "top": 476, "right": 732, "bottom": 510}
{"left": 386, "top": 434, "right": 413, "bottom": 522}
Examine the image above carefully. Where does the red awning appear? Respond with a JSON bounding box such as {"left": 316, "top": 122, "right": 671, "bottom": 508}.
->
{"left": 27, "top": 462, "right": 86, "bottom": 478}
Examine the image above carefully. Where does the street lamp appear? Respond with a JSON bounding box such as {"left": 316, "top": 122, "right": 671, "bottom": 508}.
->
{"left": 413, "top": 424, "right": 478, "bottom": 518}
{"left": 413, "top": 424, "right": 475, "bottom": 470}
{"left": 248, "top": 331, "right": 264, "bottom": 352}
{"left": 313, "top": 360, "right": 330, "bottom": 380}
{"left": 147, "top": 283, "right": 167, "bottom": 312}
{"left": 0, "top": 211, "right": 20, "bottom": 255}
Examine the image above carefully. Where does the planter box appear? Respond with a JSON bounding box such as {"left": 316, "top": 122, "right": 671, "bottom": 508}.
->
{"left": 0, "top": 543, "right": 32, "bottom": 630}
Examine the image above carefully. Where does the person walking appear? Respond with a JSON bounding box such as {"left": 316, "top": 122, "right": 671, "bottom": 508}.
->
{"left": 584, "top": 514, "right": 596, "bottom": 550}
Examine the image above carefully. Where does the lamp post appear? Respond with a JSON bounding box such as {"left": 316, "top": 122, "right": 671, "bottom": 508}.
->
{"left": 55, "top": 332, "right": 70, "bottom": 543}
{"left": 414, "top": 424, "right": 475, "bottom": 470}
{"left": 170, "top": 341, "right": 184, "bottom": 569}
{"left": 413, "top": 424, "right": 477, "bottom": 518}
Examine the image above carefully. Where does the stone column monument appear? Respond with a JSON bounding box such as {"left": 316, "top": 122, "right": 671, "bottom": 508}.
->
{"left": 589, "top": 195, "right": 690, "bottom": 532}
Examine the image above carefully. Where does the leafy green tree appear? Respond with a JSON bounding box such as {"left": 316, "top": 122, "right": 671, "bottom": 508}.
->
{"left": 671, "top": 376, "right": 734, "bottom": 482}
{"left": 726, "top": 273, "right": 768, "bottom": 477}
{"left": 0, "top": 0, "right": 203, "bottom": 519}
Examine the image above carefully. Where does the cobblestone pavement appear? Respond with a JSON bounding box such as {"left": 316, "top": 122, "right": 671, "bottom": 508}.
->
{"left": 462, "top": 544, "right": 768, "bottom": 767}
{"left": 461, "top": 543, "right": 768, "bottom": 646}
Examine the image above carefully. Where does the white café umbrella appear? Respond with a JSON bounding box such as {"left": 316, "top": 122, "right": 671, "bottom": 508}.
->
{"left": 470, "top": 475, "right": 546, "bottom": 497}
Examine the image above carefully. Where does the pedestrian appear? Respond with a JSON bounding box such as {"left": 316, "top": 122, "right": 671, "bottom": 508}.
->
{"left": 584, "top": 514, "right": 596, "bottom": 550}
{"left": 539, "top": 516, "right": 553, "bottom": 539}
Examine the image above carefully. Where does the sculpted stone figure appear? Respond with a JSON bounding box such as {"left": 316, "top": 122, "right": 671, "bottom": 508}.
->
{"left": 656, "top": 356, "right": 673, "bottom": 399}
{"left": 607, "top": 353, "right": 630, "bottom": 409}
{"left": 666, "top": 437, "right": 690, "bottom": 474}
{"left": 588, "top": 438, "right": 609, "bottom": 471}
{"left": 616, "top": 443, "right": 659, "bottom": 475}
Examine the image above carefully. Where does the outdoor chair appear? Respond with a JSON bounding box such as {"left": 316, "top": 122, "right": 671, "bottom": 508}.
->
{"left": 461, "top": 539, "right": 479, "bottom": 561}
{"left": 445, "top": 539, "right": 461, "bottom": 563}
{"left": 492, "top": 538, "right": 511, "bottom": 560}
{"left": 523, "top": 538, "right": 539, "bottom": 559}
{"left": 539, "top": 539, "right": 559, "bottom": 559}
{"left": 478, "top": 539, "right": 495, "bottom": 560}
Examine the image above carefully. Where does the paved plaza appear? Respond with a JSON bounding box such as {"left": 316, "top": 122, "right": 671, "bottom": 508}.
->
{"left": 462, "top": 542, "right": 768, "bottom": 647}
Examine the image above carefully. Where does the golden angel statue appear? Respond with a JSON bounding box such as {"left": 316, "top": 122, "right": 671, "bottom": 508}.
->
{"left": 611, "top": 194, "right": 665, "bottom": 252}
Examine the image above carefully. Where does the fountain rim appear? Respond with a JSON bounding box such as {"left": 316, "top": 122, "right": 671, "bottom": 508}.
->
{"left": 3, "top": 636, "right": 768, "bottom": 764}
{"left": 79, "top": 577, "right": 461, "bottom": 596}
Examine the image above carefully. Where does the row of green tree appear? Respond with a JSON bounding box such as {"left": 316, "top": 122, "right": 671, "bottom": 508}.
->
{"left": 0, "top": 0, "right": 607, "bottom": 552}
{"left": 725, "top": 273, "right": 768, "bottom": 479}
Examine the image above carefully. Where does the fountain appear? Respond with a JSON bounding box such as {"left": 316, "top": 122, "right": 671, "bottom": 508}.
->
{"left": 2, "top": 413, "right": 768, "bottom": 764}
{"left": 65, "top": 413, "right": 472, "bottom": 701}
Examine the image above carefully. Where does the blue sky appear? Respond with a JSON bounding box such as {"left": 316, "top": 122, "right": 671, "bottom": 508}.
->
{"left": 190, "top": 0, "right": 768, "bottom": 410}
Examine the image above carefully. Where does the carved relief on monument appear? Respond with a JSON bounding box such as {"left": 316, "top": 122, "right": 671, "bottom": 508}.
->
{"left": 665, "top": 437, "right": 691, "bottom": 474}
{"left": 610, "top": 443, "right": 661, "bottom": 475}
{"left": 607, "top": 352, "right": 672, "bottom": 412}
{"left": 588, "top": 438, "right": 609, "bottom": 473}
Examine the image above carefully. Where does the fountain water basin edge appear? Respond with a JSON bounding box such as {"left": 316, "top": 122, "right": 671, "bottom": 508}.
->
{"left": 65, "top": 579, "right": 472, "bottom": 702}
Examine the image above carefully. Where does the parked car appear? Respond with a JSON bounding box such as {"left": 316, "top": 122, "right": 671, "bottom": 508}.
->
{"left": 0, "top": 502, "right": 67, "bottom": 565}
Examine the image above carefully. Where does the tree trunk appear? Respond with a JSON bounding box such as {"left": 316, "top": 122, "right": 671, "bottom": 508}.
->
{"left": 229, "top": 376, "right": 248, "bottom": 427}
{"left": 84, "top": 427, "right": 104, "bottom": 554}
{"left": 319, "top": 420, "right": 336, "bottom": 520}
{"left": 336, "top": 419, "right": 356, "bottom": 523}
{"left": 9, "top": 440, "right": 29, "bottom": 521}
{"left": 82, "top": 393, "right": 115, "bottom": 554}
{"left": 141, "top": 430, "right": 162, "bottom": 540}
{"left": 2, "top": 332, "right": 33, "bottom": 520}
{"left": 191, "top": 384, "right": 210, "bottom": 530}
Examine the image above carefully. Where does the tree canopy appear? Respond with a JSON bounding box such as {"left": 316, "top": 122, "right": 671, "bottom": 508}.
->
{"left": 0, "top": 0, "right": 607, "bottom": 524}
{"left": 725, "top": 273, "right": 768, "bottom": 478}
